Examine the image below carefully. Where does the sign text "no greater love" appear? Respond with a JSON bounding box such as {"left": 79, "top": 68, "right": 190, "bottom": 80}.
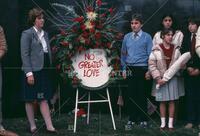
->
{"left": 78, "top": 53, "right": 103, "bottom": 77}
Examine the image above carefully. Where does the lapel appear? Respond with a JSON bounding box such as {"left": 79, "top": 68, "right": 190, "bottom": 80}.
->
{"left": 31, "top": 27, "right": 43, "bottom": 48}
{"left": 31, "top": 27, "right": 39, "bottom": 40}
{"left": 31, "top": 27, "right": 52, "bottom": 65}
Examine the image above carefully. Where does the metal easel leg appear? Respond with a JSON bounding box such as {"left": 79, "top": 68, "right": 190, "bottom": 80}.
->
{"left": 73, "top": 88, "right": 79, "bottom": 133}
{"left": 106, "top": 88, "right": 116, "bottom": 130}
{"left": 87, "top": 92, "right": 90, "bottom": 124}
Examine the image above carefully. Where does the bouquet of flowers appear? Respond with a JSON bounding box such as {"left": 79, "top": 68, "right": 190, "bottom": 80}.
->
{"left": 50, "top": 0, "right": 123, "bottom": 84}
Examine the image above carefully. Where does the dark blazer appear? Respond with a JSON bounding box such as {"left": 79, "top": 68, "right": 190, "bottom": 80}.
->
{"left": 20, "top": 27, "right": 52, "bottom": 74}
{"left": 181, "top": 31, "right": 200, "bottom": 69}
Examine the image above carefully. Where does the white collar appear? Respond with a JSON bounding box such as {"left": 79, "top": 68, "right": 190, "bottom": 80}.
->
{"left": 33, "top": 26, "right": 44, "bottom": 37}
{"left": 132, "top": 30, "right": 142, "bottom": 37}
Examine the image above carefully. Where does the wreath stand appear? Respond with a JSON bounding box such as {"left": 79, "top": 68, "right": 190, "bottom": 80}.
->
{"left": 71, "top": 49, "right": 116, "bottom": 132}
{"left": 73, "top": 87, "right": 116, "bottom": 132}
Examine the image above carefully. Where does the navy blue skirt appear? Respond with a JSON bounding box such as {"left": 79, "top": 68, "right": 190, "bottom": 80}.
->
{"left": 21, "top": 69, "right": 53, "bottom": 102}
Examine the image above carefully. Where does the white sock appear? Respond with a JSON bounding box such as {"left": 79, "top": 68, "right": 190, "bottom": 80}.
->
{"left": 160, "top": 117, "right": 166, "bottom": 128}
{"left": 168, "top": 117, "right": 174, "bottom": 128}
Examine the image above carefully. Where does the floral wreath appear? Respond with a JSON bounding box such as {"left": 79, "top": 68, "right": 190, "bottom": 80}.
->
{"left": 50, "top": 0, "right": 123, "bottom": 85}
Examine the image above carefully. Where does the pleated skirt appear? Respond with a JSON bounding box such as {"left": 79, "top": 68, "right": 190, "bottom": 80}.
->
{"left": 152, "top": 76, "right": 185, "bottom": 101}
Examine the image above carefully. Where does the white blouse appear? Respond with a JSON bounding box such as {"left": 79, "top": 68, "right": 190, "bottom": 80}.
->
{"left": 153, "top": 30, "right": 184, "bottom": 47}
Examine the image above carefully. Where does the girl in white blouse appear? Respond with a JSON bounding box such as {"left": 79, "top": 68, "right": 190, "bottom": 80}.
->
{"left": 153, "top": 14, "right": 184, "bottom": 47}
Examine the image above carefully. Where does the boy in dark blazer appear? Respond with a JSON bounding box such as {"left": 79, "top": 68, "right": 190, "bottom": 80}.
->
{"left": 181, "top": 17, "right": 200, "bottom": 129}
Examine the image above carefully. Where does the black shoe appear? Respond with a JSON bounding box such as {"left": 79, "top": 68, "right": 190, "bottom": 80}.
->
{"left": 46, "top": 129, "right": 58, "bottom": 134}
{"left": 139, "top": 121, "right": 148, "bottom": 128}
{"left": 125, "top": 121, "right": 135, "bottom": 130}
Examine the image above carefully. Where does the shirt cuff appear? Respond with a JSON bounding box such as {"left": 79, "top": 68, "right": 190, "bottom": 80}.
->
{"left": 26, "top": 72, "right": 33, "bottom": 77}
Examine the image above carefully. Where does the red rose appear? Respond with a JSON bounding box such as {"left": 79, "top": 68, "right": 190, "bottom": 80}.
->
{"left": 96, "top": 0, "right": 102, "bottom": 7}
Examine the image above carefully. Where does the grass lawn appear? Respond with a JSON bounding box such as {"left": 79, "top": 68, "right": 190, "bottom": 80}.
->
{"left": 2, "top": 113, "right": 200, "bottom": 136}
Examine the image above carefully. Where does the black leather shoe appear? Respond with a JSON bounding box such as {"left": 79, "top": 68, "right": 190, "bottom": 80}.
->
{"left": 46, "top": 129, "right": 58, "bottom": 134}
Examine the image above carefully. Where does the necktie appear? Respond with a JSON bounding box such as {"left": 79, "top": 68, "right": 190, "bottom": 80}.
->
{"left": 191, "top": 33, "right": 196, "bottom": 56}
{"left": 134, "top": 33, "right": 138, "bottom": 39}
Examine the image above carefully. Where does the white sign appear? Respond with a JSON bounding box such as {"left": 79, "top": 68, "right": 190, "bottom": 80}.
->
{"left": 72, "top": 49, "right": 112, "bottom": 89}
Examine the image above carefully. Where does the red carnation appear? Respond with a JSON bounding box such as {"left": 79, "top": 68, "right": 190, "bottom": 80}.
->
{"left": 78, "top": 46, "right": 84, "bottom": 52}
{"left": 73, "top": 16, "right": 84, "bottom": 22}
{"left": 67, "top": 53, "right": 72, "bottom": 58}
{"left": 94, "top": 42, "right": 101, "bottom": 48}
{"left": 108, "top": 8, "right": 114, "bottom": 14}
{"left": 95, "top": 32, "right": 101, "bottom": 39}
{"left": 90, "top": 28, "right": 95, "bottom": 33}
{"left": 82, "top": 31, "right": 89, "bottom": 38}
{"left": 90, "top": 21, "right": 95, "bottom": 26}
{"left": 72, "top": 76, "right": 79, "bottom": 84}
{"left": 75, "top": 37, "right": 80, "bottom": 43}
{"left": 60, "top": 29, "right": 67, "bottom": 36}
{"left": 80, "top": 24, "right": 86, "bottom": 31}
{"left": 96, "top": 0, "right": 102, "bottom": 7}
{"left": 106, "top": 42, "right": 112, "bottom": 48}
{"left": 60, "top": 41, "right": 69, "bottom": 47}
{"left": 86, "top": 6, "right": 93, "bottom": 12}
{"left": 51, "top": 46, "right": 58, "bottom": 53}
{"left": 96, "top": 24, "right": 103, "bottom": 29}
{"left": 100, "top": 13, "right": 106, "bottom": 18}
{"left": 56, "top": 64, "right": 61, "bottom": 71}
{"left": 85, "top": 39, "right": 90, "bottom": 45}
{"left": 72, "top": 26, "right": 78, "bottom": 32}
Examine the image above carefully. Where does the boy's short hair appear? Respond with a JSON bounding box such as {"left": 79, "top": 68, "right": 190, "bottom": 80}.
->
{"left": 131, "top": 13, "right": 143, "bottom": 24}
{"left": 188, "top": 16, "right": 200, "bottom": 27}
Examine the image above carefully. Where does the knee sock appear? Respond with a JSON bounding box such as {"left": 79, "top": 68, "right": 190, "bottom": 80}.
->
{"left": 160, "top": 117, "right": 166, "bottom": 128}
{"left": 168, "top": 117, "right": 174, "bottom": 128}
